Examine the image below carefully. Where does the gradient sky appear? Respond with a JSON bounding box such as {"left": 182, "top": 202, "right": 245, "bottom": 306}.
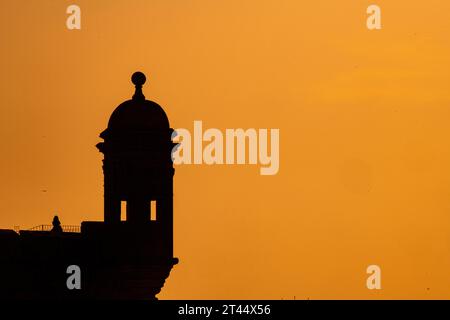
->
{"left": 1, "top": 0, "right": 450, "bottom": 299}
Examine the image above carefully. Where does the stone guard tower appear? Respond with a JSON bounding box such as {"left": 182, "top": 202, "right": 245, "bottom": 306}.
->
{"left": 81, "top": 72, "right": 178, "bottom": 299}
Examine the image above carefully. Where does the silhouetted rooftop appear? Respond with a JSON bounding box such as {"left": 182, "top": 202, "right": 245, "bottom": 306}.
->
{"left": 105, "top": 72, "right": 170, "bottom": 132}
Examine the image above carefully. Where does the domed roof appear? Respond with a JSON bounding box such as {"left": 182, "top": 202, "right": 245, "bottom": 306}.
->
{"left": 106, "top": 72, "right": 170, "bottom": 131}
{"left": 108, "top": 99, "right": 169, "bottom": 130}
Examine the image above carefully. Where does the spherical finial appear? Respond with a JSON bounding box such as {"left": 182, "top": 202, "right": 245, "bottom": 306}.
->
{"left": 131, "top": 72, "right": 146, "bottom": 100}
{"left": 131, "top": 71, "right": 146, "bottom": 86}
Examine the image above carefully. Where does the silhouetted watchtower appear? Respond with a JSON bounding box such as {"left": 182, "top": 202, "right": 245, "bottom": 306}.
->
{"left": 96, "top": 71, "right": 176, "bottom": 259}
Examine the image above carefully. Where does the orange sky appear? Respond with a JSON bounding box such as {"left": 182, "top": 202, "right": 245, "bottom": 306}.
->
{"left": 1, "top": 0, "right": 450, "bottom": 299}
